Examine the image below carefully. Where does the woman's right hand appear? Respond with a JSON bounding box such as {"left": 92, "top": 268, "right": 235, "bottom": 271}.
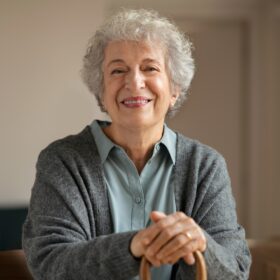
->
{"left": 130, "top": 211, "right": 206, "bottom": 267}
{"left": 130, "top": 212, "right": 166, "bottom": 266}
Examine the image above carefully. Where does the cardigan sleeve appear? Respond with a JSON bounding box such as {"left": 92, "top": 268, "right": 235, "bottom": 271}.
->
{"left": 176, "top": 152, "right": 251, "bottom": 279}
{"left": 22, "top": 145, "right": 140, "bottom": 280}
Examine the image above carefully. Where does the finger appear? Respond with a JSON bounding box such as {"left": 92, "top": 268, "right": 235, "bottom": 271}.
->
{"left": 144, "top": 254, "right": 162, "bottom": 268}
{"left": 156, "top": 224, "right": 206, "bottom": 257}
{"left": 150, "top": 211, "right": 167, "bottom": 223}
{"left": 130, "top": 230, "right": 150, "bottom": 257}
{"left": 146, "top": 212, "right": 195, "bottom": 256}
{"left": 145, "top": 212, "right": 185, "bottom": 256}
{"left": 148, "top": 223, "right": 187, "bottom": 257}
{"left": 156, "top": 232, "right": 191, "bottom": 259}
{"left": 143, "top": 212, "right": 183, "bottom": 248}
{"left": 164, "top": 239, "right": 199, "bottom": 265}
{"left": 130, "top": 225, "right": 166, "bottom": 258}
{"left": 183, "top": 253, "right": 196, "bottom": 265}
{"left": 157, "top": 228, "right": 205, "bottom": 265}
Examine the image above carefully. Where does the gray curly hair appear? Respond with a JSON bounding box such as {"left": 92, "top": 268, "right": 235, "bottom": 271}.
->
{"left": 81, "top": 9, "right": 195, "bottom": 117}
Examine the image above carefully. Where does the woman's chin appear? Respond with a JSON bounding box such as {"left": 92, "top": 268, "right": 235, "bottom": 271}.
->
{"left": 121, "top": 117, "right": 163, "bottom": 131}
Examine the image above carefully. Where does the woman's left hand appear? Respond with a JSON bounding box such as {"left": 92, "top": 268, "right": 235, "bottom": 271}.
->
{"left": 144, "top": 211, "right": 207, "bottom": 266}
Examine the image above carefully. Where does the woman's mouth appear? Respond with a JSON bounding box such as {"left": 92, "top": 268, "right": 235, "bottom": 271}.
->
{"left": 121, "top": 96, "right": 152, "bottom": 108}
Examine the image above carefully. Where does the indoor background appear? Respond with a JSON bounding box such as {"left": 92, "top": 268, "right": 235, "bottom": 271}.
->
{"left": 0, "top": 0, "right": 279, "bottom": 251}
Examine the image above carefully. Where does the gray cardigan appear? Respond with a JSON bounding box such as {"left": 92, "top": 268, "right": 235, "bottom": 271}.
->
{"left": 22, "top": 126, "right": 251, "bottom": 279}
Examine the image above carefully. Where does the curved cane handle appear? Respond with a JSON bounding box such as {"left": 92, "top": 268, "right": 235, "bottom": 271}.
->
{"left": 140, "top": 251, "right": 207, "bottom": 280}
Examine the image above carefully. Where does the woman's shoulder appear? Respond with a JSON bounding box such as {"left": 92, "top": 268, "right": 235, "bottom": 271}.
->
{"left": 174, "top": 132, "right": 230, "bottom": 188}
{"left": 175, "top": 132, "right": 226, "bottom": 167}
{"left": 37, "top": 126, "right": 98, "bottom": 163}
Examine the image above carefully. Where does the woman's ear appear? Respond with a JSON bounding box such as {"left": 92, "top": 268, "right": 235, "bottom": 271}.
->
{"left": 170, "top": 88, "right": 180, "bottom": 107}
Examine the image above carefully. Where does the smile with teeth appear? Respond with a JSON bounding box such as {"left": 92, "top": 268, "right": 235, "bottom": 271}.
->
{"left": 121, "top": 97, "right": 152, "bottom": 107}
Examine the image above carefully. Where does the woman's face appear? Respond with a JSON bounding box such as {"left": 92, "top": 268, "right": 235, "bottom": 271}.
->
{"left": 102, "top": 40, "right": 179, "bottom": 131}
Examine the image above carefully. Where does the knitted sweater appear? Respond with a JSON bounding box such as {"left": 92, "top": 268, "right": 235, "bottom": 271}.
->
{"left": 22, "top": 126, "right": 251, "bottom": 279}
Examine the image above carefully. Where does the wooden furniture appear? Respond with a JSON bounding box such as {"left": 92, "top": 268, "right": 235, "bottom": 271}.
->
{"left": 0, "top": 250, "right": 33, "bottom": 279}
{"left": 140, "top": 251, "right": 207, "bottom": 280}
{"left": 248, "top": 239, "right": 280, "bottom": 280}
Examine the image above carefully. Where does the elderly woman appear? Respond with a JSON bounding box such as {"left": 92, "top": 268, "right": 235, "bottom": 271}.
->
{"left": 23, "top": 9, "right": 251, "bottom": 280}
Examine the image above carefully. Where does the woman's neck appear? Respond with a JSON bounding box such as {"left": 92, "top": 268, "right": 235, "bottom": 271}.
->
{"left": 103, "top": 123, "right": 164, "bottom": 173}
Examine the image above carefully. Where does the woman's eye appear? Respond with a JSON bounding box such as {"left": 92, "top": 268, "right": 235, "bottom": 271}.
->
{"left": 111, "top": 69, "right": 125, "bottom": 75}
{"left": 145, "top": 66, "right": 158, "bottom": 72}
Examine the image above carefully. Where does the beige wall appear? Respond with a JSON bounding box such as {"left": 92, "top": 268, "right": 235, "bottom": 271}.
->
{"left": 257, "top": 14, "right": 280, "bottom": 238}
{"left": 0, "top": 0, "right": 106, "bottom": 205}
{"left": 0, "top": 0, "right": 279, "bottom": 239}
{"left": 167, "top": 20, "right": 246, "bottom": 225}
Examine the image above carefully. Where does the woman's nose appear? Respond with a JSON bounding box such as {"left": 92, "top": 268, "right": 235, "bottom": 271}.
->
{"left": 125, "top": 70, "right": 145, "bottom": 91}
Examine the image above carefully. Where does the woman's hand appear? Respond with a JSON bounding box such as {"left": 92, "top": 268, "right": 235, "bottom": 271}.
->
{"left": 130, "top": 211, "right": 207, "bottom": 267}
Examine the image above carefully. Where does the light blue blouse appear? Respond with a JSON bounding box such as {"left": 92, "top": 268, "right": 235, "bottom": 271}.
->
{"left": 90, "top": 120, "right": 177, "bottom": 280}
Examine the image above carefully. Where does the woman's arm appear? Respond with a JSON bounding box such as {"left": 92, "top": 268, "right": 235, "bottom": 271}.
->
{"left": 129, "top": 153, "right": 251, "bottom": 280}
{"left": 177, "top": 154, "right": 251, "bottom": 279}
{"left": 22, "top": 146, "right": 140, "bottom": 280}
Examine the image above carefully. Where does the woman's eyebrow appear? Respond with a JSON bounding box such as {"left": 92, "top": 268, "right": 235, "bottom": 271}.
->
{"left": 143, "top": 58, "right": 159, "bottom": 63}
{"left": 106, "top": 58, "right": 162, "bottom": 67}
{"left": 142, "top": 58, "right": 162, "bottom": 66}
{"left": 106, "top": 59, "right": 125, "bottom": 67}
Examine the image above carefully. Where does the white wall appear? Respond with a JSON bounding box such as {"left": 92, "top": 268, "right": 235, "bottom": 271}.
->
{"left": 0, "top": 0, "right": 107, "bottom": 206}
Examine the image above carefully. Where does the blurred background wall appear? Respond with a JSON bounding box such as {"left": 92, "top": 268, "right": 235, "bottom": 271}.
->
{"left": 0, "top": 0, "right": 279, "bottom": 243}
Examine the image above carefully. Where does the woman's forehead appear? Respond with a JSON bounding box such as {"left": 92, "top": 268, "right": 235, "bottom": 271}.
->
{"left": 103, "top": 40, "right": 166, "bottom": 65}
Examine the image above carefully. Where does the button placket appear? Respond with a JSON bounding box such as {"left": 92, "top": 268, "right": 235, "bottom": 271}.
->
{"left": 130, "top": 176, "right": 145, "bottom": 230}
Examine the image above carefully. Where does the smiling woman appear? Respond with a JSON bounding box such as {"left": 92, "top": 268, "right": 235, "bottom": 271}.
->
{"left": 22, "top": 9, "right": 251, "bottom": 280}
{"left": 82, "top": 9, "right": 194, "bottom": 118}
{"left": 101, "top": 40, "right": 179, "bottom": 167}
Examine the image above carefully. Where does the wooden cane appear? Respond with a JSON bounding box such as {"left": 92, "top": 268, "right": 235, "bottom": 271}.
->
{"left": 140, "top": 251, "right": 207, "bottom": 280}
